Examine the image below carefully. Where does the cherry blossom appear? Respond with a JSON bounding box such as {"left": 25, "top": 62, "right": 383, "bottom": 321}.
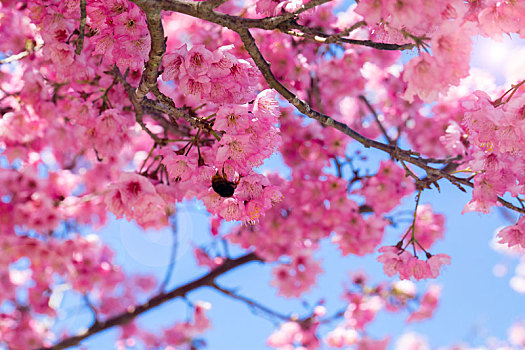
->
{"left": 1, "top": 0, "right": 524, "bottom": 348}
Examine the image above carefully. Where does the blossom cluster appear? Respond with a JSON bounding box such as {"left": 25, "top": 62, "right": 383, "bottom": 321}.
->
{"left": 378, "top": 246, "right": 451, "bottom": 281}
{"left": 162, "top": 44, "right": 259, "bottom": 104}
{"left": 498, "top": 216, "right": 525, "bottom": 251}
{"left": 461, "top": 89, "right": 525, "bottom": 214}
{"left": 158, "top": 89, "right": 283, "bottom": 223}
{"left": 0, "top": 234, "right": 125, "bottom": 348}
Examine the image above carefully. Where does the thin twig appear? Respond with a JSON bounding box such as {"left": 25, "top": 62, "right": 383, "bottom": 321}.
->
{"left": 159, "top": 214, "right": 179, "bottom": 292}
{"left": 359, "top": 95, "right": 394, "bottom": 145}
{"left": 0, "top": 50, "right": 30, "bottom": 65}
{"left": 211, "top": 283, "right": 291, "bottom": 322}
{"left": 75, "top": 0, "right": 87, "bottom": 55}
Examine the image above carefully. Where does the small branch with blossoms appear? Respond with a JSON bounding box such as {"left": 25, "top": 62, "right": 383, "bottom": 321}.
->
{"left": 234, "top": 28, "right": 525, "bottom": 216}
{"left": 282, "top": 21, "right": 415, "bottom": 51}
{"left": 378, "top": 190, "right": 451, "bottom": 280}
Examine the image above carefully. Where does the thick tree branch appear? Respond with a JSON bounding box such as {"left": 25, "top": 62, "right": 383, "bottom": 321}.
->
{"left": 201, "top": 0, "right": 229, "bottom": 10}
{"left": 131, "top": 0, "right": 166, "bottom": 101}
{"left": 38, "top": 252, "right": 262, "bottom": 350}
{"left": 156, "top": 0, "right": 410, "bottom": 51}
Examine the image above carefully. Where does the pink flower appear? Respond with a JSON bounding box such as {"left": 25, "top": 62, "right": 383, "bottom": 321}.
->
{"left": 161, "top": 151, "right": 197, "bottom": 183}
{"left": 162, "top": 44, "right": 188, "bottom": 81}
{"left": 377, "top": 246, "right": 411, "bottom": 278}
{"left": 427, "top": 254, "right": 451, "bottom": 278}
{"left": 497, "top": 217, "right": 525, "bottom": 250}
{"left": 104, "top": 173, "right": 169, "bottom": 228}
{"left": 184, "top": 45, "right": 213, "bottom": 78}
{"left": 403, "top": 53, "right": 447, "bottom": 103}
{"left": 378, "top": 247, "right": 450, "bottom": 280}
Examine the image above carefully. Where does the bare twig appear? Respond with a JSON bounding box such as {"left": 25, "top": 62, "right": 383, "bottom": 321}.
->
{"left": 75, "top": 0, "right": 87, "bottom": 55}
{"left": 211, "top": 283, "right": 291, "bottom": 322}
{"left": 359, "top": 95, "right": 394, "bottom": 145}
{"left": 159, "top": 214, "right": 179, "bottom": 292}
{"left": 0, "top": 50, "right": 30, "bottom": 65}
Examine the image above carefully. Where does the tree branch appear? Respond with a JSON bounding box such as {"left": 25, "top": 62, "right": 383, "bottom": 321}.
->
{"left": 282, "top": 21, "right": 414, "bottom": 50}
{"left": 358, "top": 95, "right": 394, "bottom": 145}
{"left": 211, "top": 283, "right": 291, "bottom": 322}
{"left": 74, "top": 0, "right": 87, "bottom": 55}
{"left": 158, "top": 215, "right": 179, "bottom": 292}
{"left": 0, "top": 50, "right": 30, "bottom": 65}
{"left": 131, "top": 0, "right": 166, "bottom": 101}
{"left": 38, "top": 252, "right": 262, "bottom": 350}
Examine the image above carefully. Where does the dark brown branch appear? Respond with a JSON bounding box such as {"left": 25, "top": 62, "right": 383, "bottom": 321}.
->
{"left": 74, "top": 0, "right": 87, "bottom": 55}
{"left": 131, "top": 0, "right": 166, "bottom": 101}
{"left": 133, "top": 0, "right": 329, "bottom": 32}
{"left": 201, "top": 0, "right": 229, "bottom": 10}
{"left": 113, "top": 67, "right": 165, "bottom": 144}
{"left": 38, "top": 252, "right": 261, "bottom": 350}
{"left": 282, "top": 21, "right": 414, "bottom": 51}
{"left": 158, "top": 0, "right": 409, "bottom": 51}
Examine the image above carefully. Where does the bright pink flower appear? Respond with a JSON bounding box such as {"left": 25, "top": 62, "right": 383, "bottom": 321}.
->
{"left": 162, "top": 44, "right": 188, "bottom": 81}
{"left": 498, "top": 217, "right": 525, "bottom": 250}
{"left": 184, "top": 45, "right": 213, "bottom": 78}
{"left": 427, "top": 254, "right": 451, "bottom": 278}
{"left": 403, "top": 53, "right": 446, "bottom": 103}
